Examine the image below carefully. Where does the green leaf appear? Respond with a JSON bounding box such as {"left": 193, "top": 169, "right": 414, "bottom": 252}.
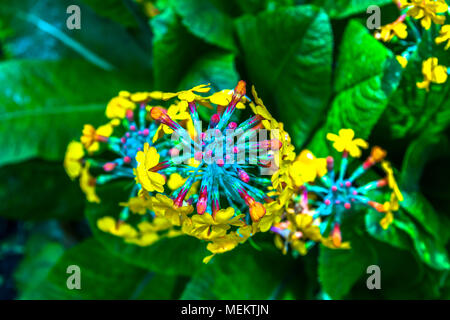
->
{"left": 14, "top": 233, "right": 65, "bottom": 296}
{"left": 21, "top": 238, "right": 180, "bottom": 299}
{"left": 152, "top": 7, "right": 207, "bottom": 90}
{"left": 80, "top": 0, "right": 138, "bottom": 27}
{"left": 1, "top": 0, "right": 151, "bottom": 71}
{"left": 312, "top": 0, "right": 392, "bottom": 19}
{"left": 171, "top": 0, "right": 236, "bottom": 51}
{"left": 380, "top": 30, "right": 450, "bottom": 139}
{"left": 236, "top": 5, "right": 333, "bottom": 147}
{"left": 85, "top": 182, "right": 208, "bottom": 276}
{"left": 308, "top": 20, "right": 401, "bottom": 156}
{"left": 0, "top": 59, "right": 150, "bottom": 166}
{"left": 318, "top": 232, "right": 376, "bottom": 299}
{"left": 0, "top": 160, "right": 85, "bottom": 220}
{"left": 181, "top": 243, "right": 295, "bottom": 299}
{"left": 365, "top": 210, "right": 412, "bottom": 251}
{"left": 394, "top": 211, "right": 450, "bottom": 271}
{"left": 178, "top": 51, "right": 239, "bottom": 91}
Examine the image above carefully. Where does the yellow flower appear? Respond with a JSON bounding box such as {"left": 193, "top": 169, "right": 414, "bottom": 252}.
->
{"left": 380, "top": 193, "right": 399, "bottom": 229}
{"left": 105, "top": 96, "right": 136, "bottom": 119}
{"left": 293, "top": 214, "right": 322, "bottom": 242}
{"left": 396, "top": 55, "right": 408, "bottom": 68}
{"left": 381, "top": 161, "right": 404, "bottom": 202}
{"left": 326, "top": 128, "right": 369, "bottom": 157}
{"left": 160, "top": 84, "right": 211, "bottom": 102}
{"left": 376, "top": 21, "right": 408, "bottom": 42}
{"left": 80, "top": 123, "right": 113, "bottom": 153}
{"left": 150, "top": 193, "right": 193, "bottom": 226}
{"left": 207, "top": 90, "right": 246, "bottom": 109}
{"left": 417, "top": 57, "right": 448, "bottom": 91}
{"left": 135, "top": 143, "right": 166, "bottom": 193}
{"left": 202, "top": 232, "right": 244, "bottom": 263}
{"left": 97, "top": 216, "right": 138, "bottom": 239}
{"left": 119, "top": 196, "right": 152, "bottom": 215}
{"left": 167, "top": 173, "right": 187, "bottom": 190}
{"left": 130, "top": 92, "right": 149, "bottom": 103}
{"left": 183, "top": 207, "right": 245, "bottom": 240}
{"left": 79, "top": 162, "right": 100, "bottom": 203}
{"left": 249, "top": 86, "right": 278, "bottom": 130}
{"left": 289, "top": 150, "right": 327, "bottom": 186}
{"left": 321, "top": 237, "right": 351, "bottom": 250}
{"left": 64, "top": 141, "right": 85, "bottom": 180}
{"left": 436, "top": 25, "right": 450, "bottom": 50}
{"left": 402, "top": 0, "right": 448, "bottom": 30}
{"left": 126, "top": 233, "right": 159, "bottom": 246}
{"left": 152, "top": 101, "right": 191, "bottom": 142}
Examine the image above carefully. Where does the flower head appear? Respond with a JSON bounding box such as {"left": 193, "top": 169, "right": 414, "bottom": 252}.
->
{"left": 135, "top": 143, "right": 166, "bottom": 193}
{"left": 64, "top": 141, "right": 85, "bottom": 179}
{"left": 375, "top": 19, "right": 408, "bottom": 42}
{"left": 436, "top": 25, "right": 450, "bottom": 50}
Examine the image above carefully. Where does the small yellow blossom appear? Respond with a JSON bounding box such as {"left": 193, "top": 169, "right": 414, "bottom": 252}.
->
{"left": 160, "top": 84, "right": 211, "bottom": 103}
{"left": 81, "top": 123, "right": 113, "bottom": 153}
{"left": 326, "top": 129, "right": 369, "bottom": 157}
{"left": 97, "top": 216, "right": 138, "bottom": 238}
{"left": 203, "top": 232, "right": 245, "bottom": 263}
{"left": 289, "top": 150, "right": 327, "bottom": 186}
{"left": 207, "top": 90, "right": 246, "bottom": 109}
{"left": 105, "top": 96, "right": 136, "bottom": 119}
{"left": 150, "top": 193, "right": 193, "bottom": 226}
{"left": 152, "top": 101, "right": 191, "bottom": 142}
{"left": 376, "top": 21, "right": 408, "bottom": 42}
{"left": 119, "top": 196, "right": 152, "bottom": 215}
{"left": 167, "top": 173, "right": 187, "bottom": 190}
{"left": 417, "top": 57, "right": 448, "bottom": 91}
{"left": 79, "top": 162, "right": 100, "bottom": 203}
{"left": 436, "top": 25, "right": 450, "bottom": 50}
{"left": 64, "top": 141, "right": 85, "bottom": 180}
{"left": 183, "top": 207, "right": 245, "bottom": 240}
{"left": 135, "top": 143, "right": 166, "bottom": 193}
{"left": 402, "top": 0, "right": 448, "bottom": 29}
{"left": 381, "top": 161, "right": 404, "bottom": 202}
{"left": 380, "top": 193, "right": 399, "bottom": 229}
{"left": 396, "top": 55, "right": 408, "bottom": 68}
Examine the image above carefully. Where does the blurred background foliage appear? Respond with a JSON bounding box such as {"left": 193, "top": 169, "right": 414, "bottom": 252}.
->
{"left": 0, "top": 0, "right": 449, "bottom": 300}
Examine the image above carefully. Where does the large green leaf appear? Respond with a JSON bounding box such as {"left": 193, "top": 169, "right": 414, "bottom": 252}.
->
{"left": 171, "top": 0, "right": 236, "bottom": 51}
{"left": 85, "top": 182, "right": 208, "bottom": 276}
{"left": 80, "top": 0, "right": 138, "bottom": 27}
{"left": 0, "top": 59, "right": 150, "bottom": 166}
{"left": 21, "top": 238, "right": 180, "bottom": 299}
{"left": 312, "top": 0, "right": 392, "bottom": 19}
{"left": 236, "top": 5, "right": 333, "bottom": 147}
{"left": 151, "top": 7, "right": 207, "bottom": 90}
{"left": 318, "top": 230, "right": 377, "bottom": 299}
{"left": 0, "top": 160, "right": 85, "bottom": 220}
{"left": 0, "top": 0, "right": 151, "bottom": 71}
{"left": 181, "top": 242, "right": 295, "bottom": 299}
{"left": 308, "top": 20, "right": 401, "bottom": 157}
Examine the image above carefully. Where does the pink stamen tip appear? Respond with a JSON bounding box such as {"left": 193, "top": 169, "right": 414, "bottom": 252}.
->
{"left": 345, "top": 181, "right": 352, "bottom": 187}
{"left": 352, "top": 190, "right": 358, "bottom": 195}
{"left": 126, "top": 109, "right": 134, "bottom": 120}
{"left": 215, "top": 129, "right": 221, "bottom": 135}
{"left": 126, "top": 132, "right": 131, "bottom": 138}
{"left": 335, "top": 200, "right": 341, "bottom": 204}
{"left": 206, "top": 150, "right": 213, "bottom": 157}
{"left": 121, "top": 137, "right": 127, "bottom": 143}
{"left": 324, "top": 199, "right": 331, "bottom": 206}
{"left": 351, "top": 198, "right": 356, "bottom": 202}
{"left": 194, "top": 151, "right": 203, "bottom": 161}
{"left": 170, "top": 148, "right": 180, "bottom": 157}
{"left": 344, "top": 203, "right": 351, "bottom": 210}
{"left": 340, "top": 183, "right": 343, "bottom": 187}
{"left": 233, "top": 147, "right": 239, "bottom": 154}
{"left": 332, "top": 186, "right": 338, "bottom": 192}
{"left": 103, "top": 162, "right": 117, "bottom": 172}
{"left": 138, "top": 130, "right": 143, "bottom": 135}
{"left": 123, "top": 156, "right": 131, "bottom": 164}
{"left": 216, "top": 159, "right": 224, "bottom": 167}
{"left": 228, "top": 122, "right": 237, "bottom": 129}
{"left": 238, "top": 169, "right": 250, "bottom": 183}
{"left": 142, "top": 129, "right": 149, "bottom": 136}
{"left": 130, "top": 125, "right": 136, "bottom": 131}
